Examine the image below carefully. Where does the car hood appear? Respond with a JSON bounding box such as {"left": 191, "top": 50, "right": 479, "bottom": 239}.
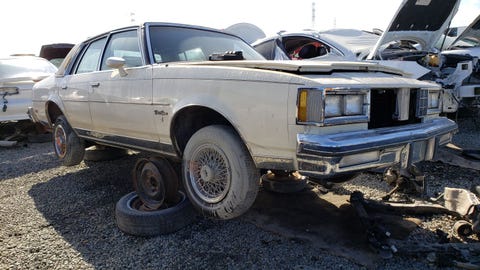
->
{"left": 368, "top": 0, "right": 461, "bottom": 59}
{"left": 447, "top": 14, "right": 480, "bottom": 50}
{"left": 182, "top": 60, "right": 406, "bottom": 76}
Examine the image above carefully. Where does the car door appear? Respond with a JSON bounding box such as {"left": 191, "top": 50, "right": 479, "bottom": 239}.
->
{"left": 59, "top": 37, "right": 107, "bottom": 131}
{"left": 88, "top": 29, "right": 157, "bottom": 143}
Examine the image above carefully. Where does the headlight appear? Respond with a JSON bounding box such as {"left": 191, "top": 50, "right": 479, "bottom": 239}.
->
{"left": 324, "top": 95, "right": 342, "bottom": 117}
{"left": 325, "top": 94, "right": 364, "bottom": 117}
{"left": 428, "top": 90, "right": 440, "bottom": 109}
{"left": 297, "top": 88, "right": 369, "bottom": 126}
{"left": 416, "top": 88, "right": 441, "bottom": 116}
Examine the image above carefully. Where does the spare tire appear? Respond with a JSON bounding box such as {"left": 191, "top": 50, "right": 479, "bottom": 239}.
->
{"left": 115, "top": 191, "right": 196, "bottom": 236}
{"left": 261, "top": 171, "right": 307, "bottom": 193}
{"left": 84, "top": 145, "right": 128, "bottom": 161}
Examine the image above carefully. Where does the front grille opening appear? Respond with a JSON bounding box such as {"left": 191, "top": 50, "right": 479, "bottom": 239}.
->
{"left": 369, "top": 89, "right": 422, "bottom": 129}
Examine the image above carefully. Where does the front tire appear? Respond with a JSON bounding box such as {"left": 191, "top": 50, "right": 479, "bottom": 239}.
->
{"left": 53, "top": 116, "right": 85, "bottom": 166}
{"left": 182, "top": 125, "right": 260, "bottom": 220}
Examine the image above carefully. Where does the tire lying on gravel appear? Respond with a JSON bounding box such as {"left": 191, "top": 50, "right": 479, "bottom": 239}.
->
{"left": 182, "top": 125, "right": 260, "bottom": 220}
{"left": 53, "top": 116, "right": 85, "bottom": 166}
{"left": 115, "top": 191, "right": 196, "bottom": 236}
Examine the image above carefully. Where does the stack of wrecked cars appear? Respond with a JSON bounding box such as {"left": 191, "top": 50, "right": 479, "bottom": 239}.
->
{"left": 252, "top": 0, "right": 480, "bottom": 114}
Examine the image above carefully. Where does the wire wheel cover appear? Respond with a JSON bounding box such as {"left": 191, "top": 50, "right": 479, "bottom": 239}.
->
{"left": 188, "top": 144, "right": 231, "bottom": 203}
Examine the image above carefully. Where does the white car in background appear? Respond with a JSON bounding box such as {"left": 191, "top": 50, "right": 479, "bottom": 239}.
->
{"left": 440, "top": 14, "right": 480, "bottom": 104}
{"left": 0, "top": 56, "right": 57, "bottom": 122}
{"left": 252, "top": 28, "right": 380, "bottom": 61}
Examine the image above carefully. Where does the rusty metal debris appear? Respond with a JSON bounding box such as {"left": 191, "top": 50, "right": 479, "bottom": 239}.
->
{"left": 349, "top": 186, "right": 480, "bottom": 266}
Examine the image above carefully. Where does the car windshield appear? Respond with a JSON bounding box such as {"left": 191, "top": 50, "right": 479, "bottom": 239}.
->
{"left": 0, "top": 57, "right": 57, "bottom": 78}
{"left": 148, "top": 26, "right": 265, "bottom": 63}
{"left": 451, "top": 37, "right": 480, "bottom": 48}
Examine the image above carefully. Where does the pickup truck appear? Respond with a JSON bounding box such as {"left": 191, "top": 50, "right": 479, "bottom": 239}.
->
{"left": 30, "top": 22, "right": 457, "bottom": 220}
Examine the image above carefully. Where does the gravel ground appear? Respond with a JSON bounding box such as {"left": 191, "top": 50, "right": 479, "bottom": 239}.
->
{"left": 0, "top": 117, "right": 479, "bottom": 269}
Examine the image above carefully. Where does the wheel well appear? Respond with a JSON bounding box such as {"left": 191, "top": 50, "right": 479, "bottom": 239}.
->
{"left": 46, "top": 101, "right": 63, "bottom": 125}
{"left": 171, "top": 106, "right": 232, "bottom": 156}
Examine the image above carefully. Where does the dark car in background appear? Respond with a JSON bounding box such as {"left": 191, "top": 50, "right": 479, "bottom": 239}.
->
{"left": 39, "top": 43, "right": 74, "bottom": 67}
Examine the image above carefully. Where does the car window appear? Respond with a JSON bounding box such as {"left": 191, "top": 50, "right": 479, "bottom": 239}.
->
{"left": 283, "top": 37, "right": 330, "bottom": 60}
{"left": 253, "top": 40, "right": 275, "bottom": 60}
{"left": 101, "top": 30, "right": 142, "bottom": 70}
{"left": 148, "top": 26, "right": 265, "bottom": 63}
{"left": 75, "top": 38, "right": 107, "bottom": 74}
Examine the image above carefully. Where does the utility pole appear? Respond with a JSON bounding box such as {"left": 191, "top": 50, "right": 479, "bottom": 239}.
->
{"left": 311, "top": 2, "right": 316, "bottom": 29}
{"left": 130, "top": 12, "right": 136, "bottom": 24}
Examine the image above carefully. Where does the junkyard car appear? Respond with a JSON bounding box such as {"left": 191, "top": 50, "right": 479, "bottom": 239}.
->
{"left": 31, "top": 22, "right": 457, "bottom": 220}
{"left": 1, "top": 56, "right": 57, "bottom": 122}
{"left": 440, "top": 14, "right": 480, "bottom": 103}
{"left": 367, "top": 0, "right": 480, "bottom": 111}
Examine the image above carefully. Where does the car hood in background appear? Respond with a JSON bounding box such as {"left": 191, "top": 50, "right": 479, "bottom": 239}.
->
{"left": 447, "top": 14, "right": 480, "bottom": 50}
{"left": 368, "top": 0, "right": 461, "bottom": 59}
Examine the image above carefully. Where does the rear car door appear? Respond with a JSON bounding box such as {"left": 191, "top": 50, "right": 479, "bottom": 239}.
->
{"left": 88, "top": 29, "right": 156, "bottom": 142}
{"left": 60, "top": 37, "right": 107, "bottom": 131}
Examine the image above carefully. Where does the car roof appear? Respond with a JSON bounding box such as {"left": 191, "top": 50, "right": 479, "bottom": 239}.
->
{"left": 82, "top": 22, "right": 241, "bottom": 43}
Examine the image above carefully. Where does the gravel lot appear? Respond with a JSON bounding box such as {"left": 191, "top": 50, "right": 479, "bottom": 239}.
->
{"left": 0, "top": 117, "right": 479, "bottom": 269}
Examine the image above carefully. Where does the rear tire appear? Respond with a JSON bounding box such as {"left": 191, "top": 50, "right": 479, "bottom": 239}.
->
{"left": 182, "top": 125, "right": 260, "bottom": 220}
{"left": 53, "top": 116, "right": 85, "bottom": 166}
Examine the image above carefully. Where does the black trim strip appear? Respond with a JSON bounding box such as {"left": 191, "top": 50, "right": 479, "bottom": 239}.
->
{"left": 76, "top": 129, "right": 178, "bottom": 159}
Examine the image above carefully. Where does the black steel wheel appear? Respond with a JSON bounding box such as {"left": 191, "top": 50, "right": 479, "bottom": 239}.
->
{"left": 133, "top": 157, "right": 179, "bottom": 209}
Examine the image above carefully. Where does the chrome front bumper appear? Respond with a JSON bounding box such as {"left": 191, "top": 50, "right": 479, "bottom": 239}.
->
{"left": 297, "top": 118, "right": 457, "bottom": 179}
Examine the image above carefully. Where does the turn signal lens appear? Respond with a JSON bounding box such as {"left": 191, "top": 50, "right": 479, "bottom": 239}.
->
{"left": 298, "top": 89, "right": 308, "bottom": 122}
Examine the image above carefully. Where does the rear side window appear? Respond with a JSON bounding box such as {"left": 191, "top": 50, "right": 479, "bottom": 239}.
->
{"left": 101, "top": 30, "right": 142, "bottom": 70}
{"left": 75, "top": 38, "right": 107, "bottom": 74}
{"left": 253, "top": 40, "right": 275, "bottom": 60}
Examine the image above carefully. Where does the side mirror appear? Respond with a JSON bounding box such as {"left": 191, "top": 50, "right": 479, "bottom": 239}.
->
{"left": 106, "top": 57, "right": 128, "bottom": 77}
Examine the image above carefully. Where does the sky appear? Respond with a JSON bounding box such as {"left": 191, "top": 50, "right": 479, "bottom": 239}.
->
{"left": 1, "top": 0, "right": 479, "bottom": 57}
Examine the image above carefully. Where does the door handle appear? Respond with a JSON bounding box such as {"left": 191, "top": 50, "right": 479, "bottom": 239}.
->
{"left": 90, "top": 82, "right": 100, "bottom": 87}
{"left": 61, "top": 85, "right": 68, "bottom": 90}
